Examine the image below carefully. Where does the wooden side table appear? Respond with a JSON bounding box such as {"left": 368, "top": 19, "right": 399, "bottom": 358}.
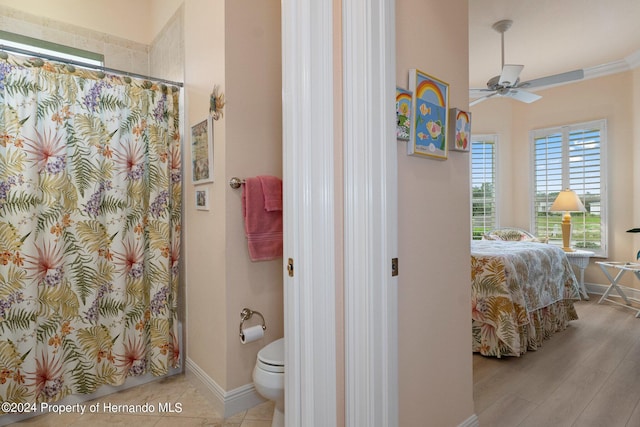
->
{"left": 565, "top": 249, "right": 595, "bottom": 300}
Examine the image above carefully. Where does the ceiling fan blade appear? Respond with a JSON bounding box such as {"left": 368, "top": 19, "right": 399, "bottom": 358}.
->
{"left": 498, "top": 64, "right": 524, "bottom": 87}
{"left": 518, "top": 69, "right": 584, "bottom": 89}
{"left": 469, "top": 88, "right": 494, "bottom": 97}
{"left": 502, "top": 89, "right": 542, "bottom": 103}
{"left": 469, "top": 92, "right": 498, "bottom": 107}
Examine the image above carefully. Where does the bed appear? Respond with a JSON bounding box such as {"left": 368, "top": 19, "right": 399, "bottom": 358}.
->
{"left": 471, "top": 240, "right": 581, "bottom": 357}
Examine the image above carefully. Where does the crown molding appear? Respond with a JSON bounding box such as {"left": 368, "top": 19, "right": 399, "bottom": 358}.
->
{"left": 625, "top": 49, "right": 640, "bottom": 69}
{"left": 583, "top": 59, "right": 630, "bottom": 80}
{"left": 583, "top": 48, "right": 640, "bottom": 81}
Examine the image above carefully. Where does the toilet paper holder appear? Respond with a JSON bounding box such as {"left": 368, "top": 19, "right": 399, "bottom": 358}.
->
{"left": 239, "top": 308, "right": 266, "bottom": 337}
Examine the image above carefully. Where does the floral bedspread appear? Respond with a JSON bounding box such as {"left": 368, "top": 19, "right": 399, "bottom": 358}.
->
{"left": 471, "top": 240, "right": 580, "bottom": 357}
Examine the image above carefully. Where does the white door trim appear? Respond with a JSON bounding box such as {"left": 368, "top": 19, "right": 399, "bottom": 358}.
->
{"left": 343, "top": 0, "right": 398, "bottom": 426}
{"left": 281, "top": 0, "right": 337, "bottom": 426}
{"left": 282, "top": 0, "right": 397, "bottom": 425}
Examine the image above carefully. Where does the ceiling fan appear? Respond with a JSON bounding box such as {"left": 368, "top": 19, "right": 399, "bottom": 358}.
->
{"left": 469, "top": 19, "right": 584, "bottom": 107}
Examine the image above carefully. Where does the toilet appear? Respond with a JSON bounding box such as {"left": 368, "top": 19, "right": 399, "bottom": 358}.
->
{"left": 252, "top": 337, "right": 284, "bottom": 427}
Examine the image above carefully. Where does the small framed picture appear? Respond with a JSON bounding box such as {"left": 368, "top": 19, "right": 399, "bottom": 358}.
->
{"left": 448, "top": 108, "right": 471, "bottom": 152}
{"left": 396, "top": 87, "right": 412, "bottom": 141}
{"left": 191, "top": 117, "right": 214, "bottom": 185}
{"left": 195, "top": 188, "right": 209, "bottom": 211}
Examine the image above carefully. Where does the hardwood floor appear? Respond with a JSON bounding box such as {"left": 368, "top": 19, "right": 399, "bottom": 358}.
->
{"left": 474, "top": 296, "right": 640, "bottom": 427}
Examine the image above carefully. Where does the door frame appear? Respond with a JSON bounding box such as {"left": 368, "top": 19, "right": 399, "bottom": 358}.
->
{"left": 282, "top": 0, "right": 337, "bottom": 425}
{"left": 282, "top": 0, "right": 397, "bottom": 425}
{"left": 342, "top": 0, "right": 398, "bottom": 426}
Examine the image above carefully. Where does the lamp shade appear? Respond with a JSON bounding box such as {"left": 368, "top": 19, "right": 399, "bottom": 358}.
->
{"left": 549, "top": 189, "right": 586, "bottom": 213}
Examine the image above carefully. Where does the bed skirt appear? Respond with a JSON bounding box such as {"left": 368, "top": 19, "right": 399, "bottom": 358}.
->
{"left": 472, "top": 299, "right": 578, "bottom": 358}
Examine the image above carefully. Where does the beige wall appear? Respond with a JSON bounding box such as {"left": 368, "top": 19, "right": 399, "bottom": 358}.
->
{"left": 396, "top": 0, "right": 474, "bottom": 425}
{"left": 633, "top": 68, "right": 640, "bottom": 260}
{"left": 148, "top": 0, "right": 186, "bottom": 41}
{"left": 0, "top": 2, "right": 151, "bottom": 75}
{"left": 149, "top": 4, "right": 184, "bottom": 84}
{"left": 183, "top": 0, "right": 283, "bottom": 391}
{"left": 471, "top": 71, "right": 640, "bottom": 288}
{"left": 0, "top": 0, "right": 182, "bottom": 45}
{"left": 183, "top": 0, "right": 228, "bottom": 389}
{"left": 223, "top": 0, "right": 283, "bottom": 390}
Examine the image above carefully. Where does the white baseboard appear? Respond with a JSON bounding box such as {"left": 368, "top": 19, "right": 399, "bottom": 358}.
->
{"left": 585, "top": 282, "right": 640, "bottom": 300}
{"left": 185, "top": 357, "right": 265, "bottom": 418}
{"left": 458, "top": 413, "right": 480, "bottom": 427}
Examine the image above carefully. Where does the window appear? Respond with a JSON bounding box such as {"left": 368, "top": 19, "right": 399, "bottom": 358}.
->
{"left": 531, "top": 120, "right": 607, "bottom": 256}
{"left": 471, "top": 135, "right": 497, "bottom": 239}
{"left": 0, "top": 30, "right": 104, "bottom": 67}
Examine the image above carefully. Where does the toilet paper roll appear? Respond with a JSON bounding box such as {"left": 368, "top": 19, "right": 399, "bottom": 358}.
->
{"left": 240, "top": 325, "right": 265, "bottom": 344}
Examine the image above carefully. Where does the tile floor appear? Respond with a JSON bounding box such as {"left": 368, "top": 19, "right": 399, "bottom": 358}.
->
{"left": 8, "top": 373, "right": 273, "bottom": 427}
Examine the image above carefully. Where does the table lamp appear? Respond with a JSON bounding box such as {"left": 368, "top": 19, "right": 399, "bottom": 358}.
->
{"left": 549, "top": 189, "right": 586, "bottom": 252}
{"left": 627, "top": 228, "right": 640, "bottom": 260}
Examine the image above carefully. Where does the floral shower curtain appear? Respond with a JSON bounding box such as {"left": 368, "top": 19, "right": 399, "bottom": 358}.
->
{"left": 0, "top": 52, "right": 181, "bottom": 407}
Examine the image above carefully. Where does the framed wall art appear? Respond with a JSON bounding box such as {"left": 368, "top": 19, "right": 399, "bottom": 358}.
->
{"left": 396, "top": 87, "right": 412, "bottom": 141}
{"left": 448, "top": 108, "right": 471, "bottom": 152}
{"left": 407, "top": 69, "right": 449, "bottom": 160}
{"left": 191, "top": 117, "right": 214, "bottom": 184}
{"left": 195, "top": 188, "right": 210, "bottom": 211}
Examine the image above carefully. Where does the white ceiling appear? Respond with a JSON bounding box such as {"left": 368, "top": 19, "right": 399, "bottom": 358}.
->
{"left": 469, "top": 0, "right": 640, "bottom": 91}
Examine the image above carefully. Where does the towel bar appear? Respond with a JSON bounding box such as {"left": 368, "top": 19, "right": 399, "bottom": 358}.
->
{"left": 229, "top": 177, "right": 245, "bottom": 189}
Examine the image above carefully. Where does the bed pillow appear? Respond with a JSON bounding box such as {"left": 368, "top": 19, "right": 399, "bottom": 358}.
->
{"left": 482, "top": 228, "right": 547, "bottom": 243}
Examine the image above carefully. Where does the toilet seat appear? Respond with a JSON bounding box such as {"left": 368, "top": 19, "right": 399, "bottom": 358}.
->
{"left": 257, "top": 337, "right": 284, "bottom": 373}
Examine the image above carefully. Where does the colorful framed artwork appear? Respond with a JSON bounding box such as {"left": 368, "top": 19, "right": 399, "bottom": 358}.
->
{"left": 191, "top": 117, "right": 214, "bottom": 185}
{"left": 407, "top": 69, "right": 449, "bottom": 159}
{"left": 448, "top": 108, "right": 471, "bottom": 152}
{"left": 396, "top": 87, "right": 412, "bottom": 141}
{"left": 195, "top": 188, "right": 210, "bottom": 211}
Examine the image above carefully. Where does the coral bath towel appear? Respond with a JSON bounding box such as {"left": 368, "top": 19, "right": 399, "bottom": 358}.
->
{"left": 242, "top": 176, "right": 283, "bottom": 261}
